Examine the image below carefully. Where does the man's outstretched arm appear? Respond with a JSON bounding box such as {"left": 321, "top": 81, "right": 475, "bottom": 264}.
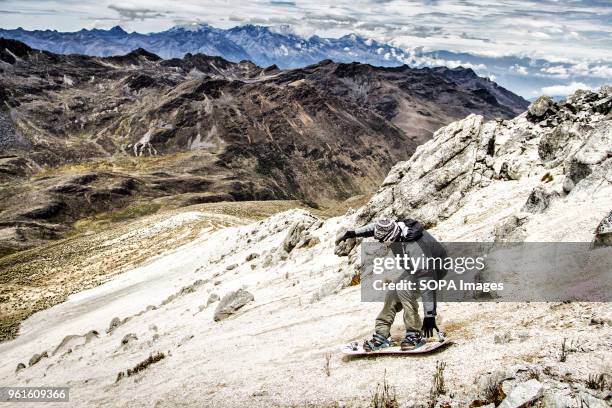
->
{"left": 335, "top": 223, "right": 375, "bottom": 244}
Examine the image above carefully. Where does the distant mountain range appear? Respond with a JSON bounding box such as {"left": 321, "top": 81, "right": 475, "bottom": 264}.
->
{"left": 0, "top": 23, "right": 609, "bottom": 98}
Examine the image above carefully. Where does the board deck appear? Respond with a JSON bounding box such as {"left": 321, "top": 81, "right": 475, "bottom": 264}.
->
{"left": 340, "top": 339, "right": 451, "bottom": 355}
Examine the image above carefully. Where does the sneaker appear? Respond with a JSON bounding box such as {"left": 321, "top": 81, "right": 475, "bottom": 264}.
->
{"left": 400, "top": 331, "right": 424, "bottom": 351}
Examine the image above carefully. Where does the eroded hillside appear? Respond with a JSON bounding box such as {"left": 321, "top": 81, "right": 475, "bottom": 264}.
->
{"left": 0, "top": 38, "right": 528, "bottom": 253}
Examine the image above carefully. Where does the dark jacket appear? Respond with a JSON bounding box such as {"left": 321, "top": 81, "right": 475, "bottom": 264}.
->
{"left": 354, "top": 219, "right": 447, "bottom": 316}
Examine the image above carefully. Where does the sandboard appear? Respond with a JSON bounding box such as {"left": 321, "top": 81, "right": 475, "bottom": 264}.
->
{"left": 340, "top": 339, "right": 451, "bottom": 356}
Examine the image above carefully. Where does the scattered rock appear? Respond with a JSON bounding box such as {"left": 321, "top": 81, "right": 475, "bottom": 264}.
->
{"left": 562, "top": 176, "right": 575, "bottom": 193}
{"left": 494, "top": 331, "right": 513, "bottom": 344}
{"left": 206, "top": 293, "right": 220, "bottom": 306}
{"left": 334, "top": 228, "right": 357, "bottom": 256}
{"left": 245, "top": 253, "right": 259, "bottom": 262}
{"left": 297, "top": 233, "right": 320, "bottom": 249}
{"left": 107, "top": 317, "right": 124, "bottom": 334}
{"left": 590, "top": 316, "right": 611, "bottom": 326}
{"left": 521, "top": 186, "right": 553, "bottom": 213}
{"left": 225, "top": 263, "right": 238, "bottom": 271}
{"left": 493, "top": 215, "right": 526, "bottom": 242}
{"left": 541, "top": 386, "right": 575, "bottom": 408}
{"left": 121, "top": 333, "right": 138, "bottom": 345}
{"left": 213, "top": 289, "right": 254, "bottom": 321}
{"left": 578, "top": 392, "right": 608, "bottom": 408}
{"left": 178, "top": 334, "right": 194, "bottom": 347}
{"left": 593, "top": 210, "right": 612, "bottom": 247}
{"left": 15, "top": 362, "right": 25, "bottom": 373}
{"left": 498, "top": 379, "right": 543, "bottom": 408}
{"left": 517, "top": 331, "right": 530, "bottom": 342}
{"left": 28, "top": 351, "right": 48, "bottom": 367}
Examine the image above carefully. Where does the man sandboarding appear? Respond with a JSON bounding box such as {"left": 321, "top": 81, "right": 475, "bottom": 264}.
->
{"left": 336, "top": 218, "right": 448, "bottom": 353}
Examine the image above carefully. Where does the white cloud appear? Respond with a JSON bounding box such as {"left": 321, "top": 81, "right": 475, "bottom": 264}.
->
{"left": 0, "top": 0, "right": 610, "bottom": 65}
{"left": 541, "top": 82, "right": 592, "bottom": 96}
{"left": 539, "top": 63, "right": 612, "bottom": 79}
{"left": 589, "top": 65, "right": 612, "bottom": 78}
{"left": 541, "top": 65, "right": 569, "bottom": 78}
{"left": 530, "top": 31, "right": 551, "bottom": 40}
{"left": 510, "top": 64, "right": 528, "bottom": 75}
{"left": 398, "top": 52, "right": 487, "bottom": 71}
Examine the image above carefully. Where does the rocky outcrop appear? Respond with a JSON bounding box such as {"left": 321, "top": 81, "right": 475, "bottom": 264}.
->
{"left": 353, "top": 87, "right": 611, "bottom": 238}
{"left": 52, "top": 330, "right": 99, "bottom": 356}
{"left": 527, "top": 96, "right": 556, "bottom": 121}
{"left": 213, "top": 289, "right": 254, "bottom": 321}
{"left": 283, "top": 215, "right": 319, "bottom": 253}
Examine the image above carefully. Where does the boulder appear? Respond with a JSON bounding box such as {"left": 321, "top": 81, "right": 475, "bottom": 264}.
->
{"left": 52, "top": 330, "right": 99, "bottom": 356}
{"left": 593, "top": 210, "right": 612, "bottom": 247}
{"left": 521, "top": 186, "right": 553, "bottom": 213}
{"left": 283, "top": 216, "right": 317, "bottom": 253}
{"left": 573, "top": 123, "right": 611, "bottom": 166}
{"left": 213, "top": 289, "right": 254, "bottom": 321}
{"left": 107, "top": 317, "right": 123, "bottom": 334}
{"left": 498, "top": 379, "right": 543, "bottom": 408}
{"left": 334, "top": 226, "right": 357, "bottom": 256}
{"left": 527, "top": 96, "right": 556, "bottom": 121}
{"left": 538, "top": 123, "right": 575, "bottom": 162}
{"left": 541, "top": 386, "right": 576, "bottom": 408}
{"left": 28, "top": 351, "right": 48, "bottom": 367}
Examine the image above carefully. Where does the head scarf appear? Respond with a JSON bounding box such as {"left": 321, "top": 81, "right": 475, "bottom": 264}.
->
{"left": 374, "top": 219, "right": 401, "bottom": 242}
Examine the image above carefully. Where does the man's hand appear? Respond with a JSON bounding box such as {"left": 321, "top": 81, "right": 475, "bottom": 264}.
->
{"left": 335, "top": 230, "right": 356, "bottom": 245}
{"left": 421, "top": 316, "right": 439, "bottom": 338}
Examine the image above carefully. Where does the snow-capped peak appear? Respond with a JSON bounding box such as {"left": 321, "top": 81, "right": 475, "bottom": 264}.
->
{"left": 168, "top": 22, "right": 213, "bottom": 33}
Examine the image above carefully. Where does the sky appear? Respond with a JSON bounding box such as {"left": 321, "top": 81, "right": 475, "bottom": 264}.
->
{"left": 1, "top": 0, "right": 611, "bottom": 69}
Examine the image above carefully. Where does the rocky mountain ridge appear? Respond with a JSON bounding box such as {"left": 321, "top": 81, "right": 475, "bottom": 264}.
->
{"left": 0, "top": 38, "right": 527, "bottom": 255}
{"left": 350, "top": 87, "right": 611, "bottom": 235}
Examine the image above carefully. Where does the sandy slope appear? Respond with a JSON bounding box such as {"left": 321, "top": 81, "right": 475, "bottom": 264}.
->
{"left": 0, "top": 200, "right": 317, "bottom": 342}
{"left": 1, "top": 206, "right": 610, "bottom": 407}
